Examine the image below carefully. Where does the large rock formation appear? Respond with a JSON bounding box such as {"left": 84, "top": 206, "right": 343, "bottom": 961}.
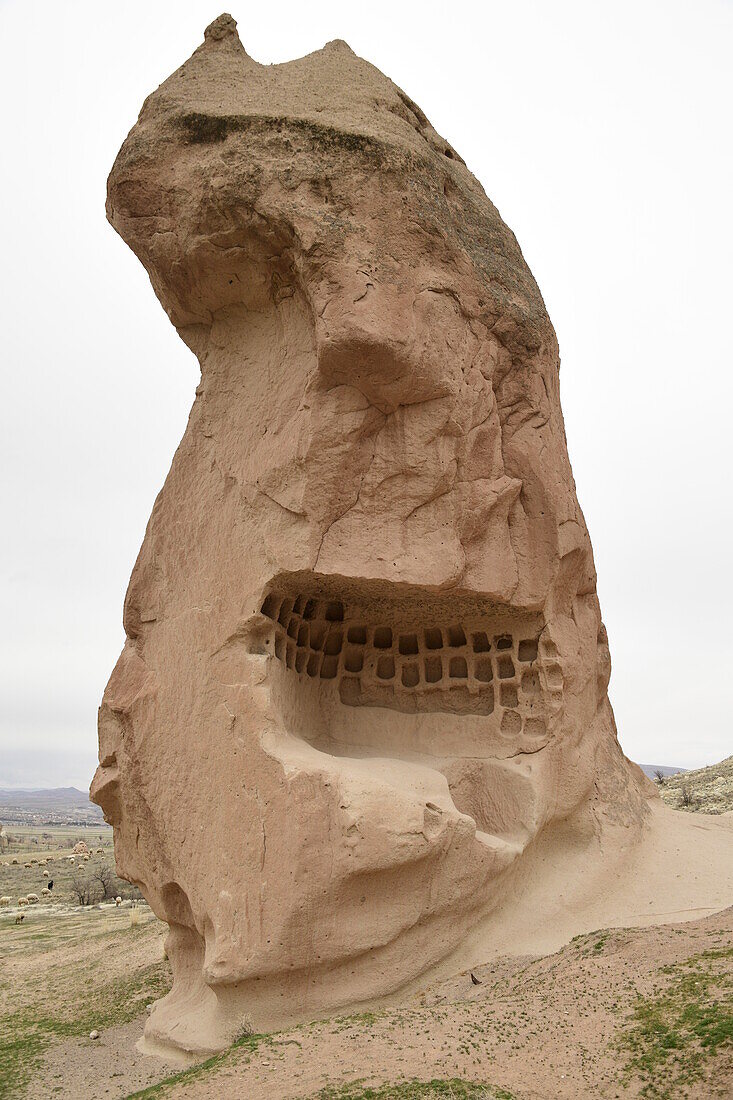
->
{"left": 92, "top": 14, "right": 651, "bottom": 1056}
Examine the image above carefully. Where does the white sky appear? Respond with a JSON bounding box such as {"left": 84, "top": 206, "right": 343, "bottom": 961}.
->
{"left": 1, "top": 0, "right": 731, "bottom": 787}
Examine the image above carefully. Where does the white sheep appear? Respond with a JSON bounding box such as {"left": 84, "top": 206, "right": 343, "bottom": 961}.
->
{"left": 26, "top": 893, "right": 39, "bottom": 904}
{"left": 115, "top": 896, "right": 122, "bottom": 906}
{"left": 41, "top": 888, "right": 50, "bottom": 897}
{"left": 17, "top": 897, "right": 29, "bottom": 907}
{"left": 68, "top": 856, "right": 75, "bottom": 864}
{"left": 0, "top": 896, "right": 11, "bottom": 907}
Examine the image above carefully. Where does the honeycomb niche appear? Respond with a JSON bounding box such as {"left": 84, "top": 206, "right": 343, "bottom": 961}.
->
{"left": 258, "top": 583, "right": 547, "bottom": 733}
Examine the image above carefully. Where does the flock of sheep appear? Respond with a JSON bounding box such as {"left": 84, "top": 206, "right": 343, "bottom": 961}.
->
{"left": 1, "top": 841, "right": 121, "bottom": 922}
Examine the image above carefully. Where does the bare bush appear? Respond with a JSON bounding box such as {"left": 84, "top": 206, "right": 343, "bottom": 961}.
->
{"left": 653, "top": 769, "right": 665, "bottom": 784}
{"left": 70, "top": 872, "right": 100, "bottom": 906}
{"left": 90, "top": 863, "right": 116, "bottom": 900}
{"left": 680, "top": 784, "right": 696, "bottom": 808}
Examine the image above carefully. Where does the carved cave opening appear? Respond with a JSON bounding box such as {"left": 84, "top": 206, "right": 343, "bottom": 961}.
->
{"left": 257, "top": 580, "right": 548, "bottom": 735}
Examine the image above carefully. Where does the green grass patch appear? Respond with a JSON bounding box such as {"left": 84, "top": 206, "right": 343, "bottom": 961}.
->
{"left": 615, "top": 946, "right": 733, "bottom": 1098}
{"left": 123, "top": 1034, "right": 270, "bottom": 1099}
{"left": 306, "top": 1082, "right": 514, "bottom": 1099}
{"left": 0, "top": 1029, "right": 48, "bottom": 1100}
{"left": 569, "top": 928, "right": 614, "bottom": 957}
{"left": 130, "top": 1074, "right": 514, "bottom": 1100}
{"left": 122, "top": 1033, "right": 515, "bottom": 1100}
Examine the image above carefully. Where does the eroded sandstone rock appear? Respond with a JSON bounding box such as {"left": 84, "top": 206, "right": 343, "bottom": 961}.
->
{"left": 92, "top": 14, "right": 650, "bottom": 1055}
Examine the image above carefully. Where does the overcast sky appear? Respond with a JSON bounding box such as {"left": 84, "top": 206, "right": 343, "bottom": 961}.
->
{"left": 1, "top": 0, "right": 731, "bottom": 787}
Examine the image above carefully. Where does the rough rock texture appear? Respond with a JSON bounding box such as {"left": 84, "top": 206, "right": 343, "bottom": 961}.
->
{"left": 92, "top": 14, "right": 652, "bottom": 1056}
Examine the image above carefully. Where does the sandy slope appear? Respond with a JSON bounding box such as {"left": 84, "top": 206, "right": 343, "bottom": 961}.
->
{"left": 140, "top": 905, "right": 733, "bottom": 1100}
{"left": 354, "top": 800, "right": 733, "bottom": 1011}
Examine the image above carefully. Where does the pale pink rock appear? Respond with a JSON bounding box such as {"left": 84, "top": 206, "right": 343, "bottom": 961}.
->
{"left": 92, "top": 14, "right": 653, "bottom": 1055}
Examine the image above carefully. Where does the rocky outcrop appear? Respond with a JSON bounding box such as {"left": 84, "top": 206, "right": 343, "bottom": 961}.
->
{"left": 92, "top": 14, "right": 649, "bottom": 1056}
{"left": 660, "top": 755, "right": 733, "bottom": 814}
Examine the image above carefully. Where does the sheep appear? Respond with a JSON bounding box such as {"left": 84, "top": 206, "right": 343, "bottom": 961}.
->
{"left": 96, "top": 848, "right": 104, "bottom": 855}
{"left": 15, "top": 913, "right": 24, "bottom": 924}
{"left": 42, "top": 869, "right": 49, "bottom": 877}
{"left": 24, "top": 862, "right": 32, "bottom": 869}
{"left": 0, "top": 896, "right": 11, "bottom": 907}
{"left": 11, "top": 858, "right": 18, "bottom": 865}
{"left": 115, "top": 896, "right": 122, "bottom": 907}
{"left": 17, "top": 897, "right": 29, "bottom": 907}
{"left": 26, "top": 893, "right": 39, "bottom": 905}
{"left": 68, "top": 856, "right": 75, "bottom": 864}
{"left": 41, "top": 888, "right": 50, "bottom": 897}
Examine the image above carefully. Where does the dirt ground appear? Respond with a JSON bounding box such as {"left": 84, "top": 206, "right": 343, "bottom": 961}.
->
{"left": 2, "top": 901, "right": 731, "bottom": 1100}
{"left": 0, "top": 905, "right": 176, "bottom": 1100}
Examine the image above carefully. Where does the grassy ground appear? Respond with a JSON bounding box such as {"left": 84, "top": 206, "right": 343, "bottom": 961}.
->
{"left": 0, "top": 850, "right": 133, "bottom": 908}
{"left": 1, "top": 825, "right": 112, "bottom": 860}
{"left": 0, "top": 907, "right": 168, "bottom": 1100}
{"left": 306, "top": 1087, "right": 514, "bottom": 1099}
{"left": 125, "top": 1050, "right": 515, "bottom": 1100}
{"left": 0, "top": 825, "right": 132, "bottom": 908}
{"left": 615, "top": 945, "right": 733, "bottom": 1098}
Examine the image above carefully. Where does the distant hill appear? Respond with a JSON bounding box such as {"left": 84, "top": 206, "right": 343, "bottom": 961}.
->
{"left": 659, "top": 754, "right": 733, "bottom": 815}
{"left": 640, "top": 764, "right": 687, "bottom": 779}
{"left": 0, "top": 787, "right": 104, "bottom": 824}
{"left": 0, "top": 786, "right": 92, "bottom": 806}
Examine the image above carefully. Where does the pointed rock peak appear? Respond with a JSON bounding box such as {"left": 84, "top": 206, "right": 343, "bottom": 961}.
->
{"left": 204, "top": 13, "right": 240, "bottom": 44}
{"left": 323, "top": 38, "right": 356, "bottom": 54}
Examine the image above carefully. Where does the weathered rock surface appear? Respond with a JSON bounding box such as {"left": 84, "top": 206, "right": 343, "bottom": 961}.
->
{"left": 92, "top": 14, "right": 652, "bottom": 1055}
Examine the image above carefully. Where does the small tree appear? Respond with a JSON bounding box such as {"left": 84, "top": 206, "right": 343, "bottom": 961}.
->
{"left": 91, "top": 864, "right": 116, "bottom": 900}
{"left": 653, "top": 769, "right": 665, "bottom": 784}
{"left": 70, "top": 872, "right": 100, "bottom": 906}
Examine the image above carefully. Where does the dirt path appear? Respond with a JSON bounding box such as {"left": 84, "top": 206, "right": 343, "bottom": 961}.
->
{"left": 26, "top": 1018, "right": 182, "bottom": 1100}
